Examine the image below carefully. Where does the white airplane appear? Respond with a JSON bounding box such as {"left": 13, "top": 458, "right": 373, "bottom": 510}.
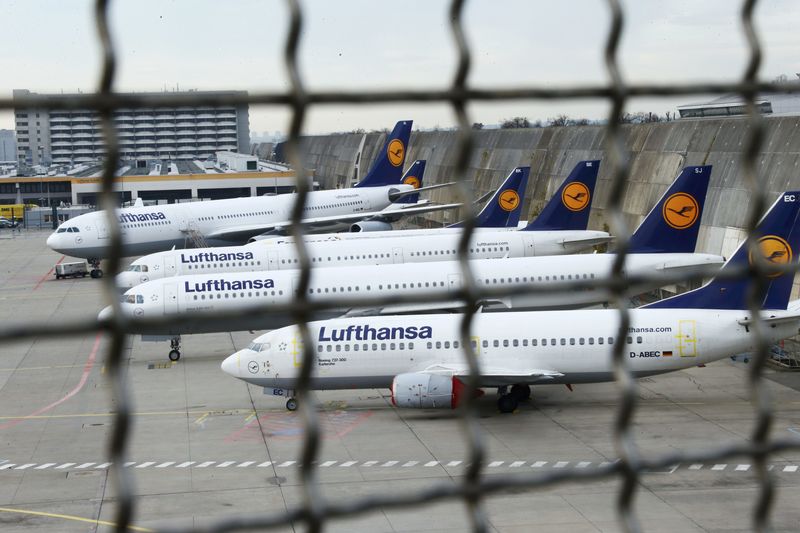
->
{"left": 115, "top": 165, "right": 531, "bottom": 289}
{"left": 46, "top": 120, "right": 457, "bottom": 277}
{"left": 221, "top": 190, "right": 800, "bottom": 412}
{"left": 103, "top": 165, "right": 721, "bottom": 361}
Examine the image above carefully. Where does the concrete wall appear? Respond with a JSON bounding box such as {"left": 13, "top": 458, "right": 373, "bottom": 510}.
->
{"left": 298, "top": 116, "right": 800, "bottom": 259}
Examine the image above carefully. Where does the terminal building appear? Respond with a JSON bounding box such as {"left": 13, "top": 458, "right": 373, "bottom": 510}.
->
{"left": 13, "top": 89, "right": 250, "bottom": 167}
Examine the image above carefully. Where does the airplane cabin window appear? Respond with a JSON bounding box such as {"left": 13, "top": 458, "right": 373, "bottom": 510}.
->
{"left": 503, "top": 339, "right": 509, "bottom": 347}
{"left": 326, "top": 345, "right": 332, "bottom": 352}
{"left": 579, "top": 338, "right": 585, "bottom": 345}
{"left": 637, "top": 336, "right": 643, "bottom": 344}
{"left": 427, "top": 342, "right": 433, "bottom": 349}
{"left": 493, "top": 340, "right": 499, "bottom": 347}
{"left": 560, "top": 338, "right": 566, "bottom": 346}
{"left": 444, "top": 341, "right": 450, "bottom": 349}
{"left": 435, "top": 341, "right": 441, "bottom": 349}
{"left": 569, "top": 338, "right": 575, "bottom": 345}
{"left": 513, "top": 339, "right": 519, "bottom": 347}
{"left": 589, "top": 337, "right": 594, "bottom": 345}
{"left": 626, "top": 336, "right": 632, "bottom": 344}
{"left": 482, "top": 340, "right": 488, "bottom": 348}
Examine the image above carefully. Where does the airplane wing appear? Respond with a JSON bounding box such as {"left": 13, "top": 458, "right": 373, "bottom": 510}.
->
{"left": 737, "top": 312, "right": 800, "bottom": 328}
{"left": 422, "top": 363, "right": 564, "bottom": 383}
{"left": 203, "top": 202, "right": 464, "bottom": 241}
{"left": 340, "top": 297, "right": 512, "bottom": 317}
{"left": 559, "top": 235, "right": 614, "bottom": 248}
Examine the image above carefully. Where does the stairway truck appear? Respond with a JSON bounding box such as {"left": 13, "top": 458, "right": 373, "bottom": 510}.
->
{"left": 55, "top": 261, "right": 88, "bottom": 279}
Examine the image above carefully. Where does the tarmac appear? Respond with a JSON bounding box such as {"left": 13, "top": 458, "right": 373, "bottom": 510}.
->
{"left": 1, "top": 228, "right": 800, "bottom": 532}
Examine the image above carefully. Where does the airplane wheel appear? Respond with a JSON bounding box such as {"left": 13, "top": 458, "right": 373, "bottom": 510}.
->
{"left": 168, "top": 350, "right": 181, "bottom": 361}
{"left": 510, "top": 384, "right": 531, "bottom": 401}
{"left": 286, "top": 398, "right": 298, "bottom": 411}
{"left": 90, "top": 269, "right": 103, "bottom": 279}
{"left": 497, "top": 394, "right": 518, "bottom": 414}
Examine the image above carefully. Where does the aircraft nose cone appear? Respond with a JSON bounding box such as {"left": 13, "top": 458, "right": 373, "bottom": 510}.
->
{"left": 98, "top": 305, "right": 113, "bottom": 322}
{"left": 115, "top": 272, "right": 135, "bottom": 291}
{"left": 221, "top": 352, "right": 240, "bottom": 377}
{"left": 46, "top": 232, "right": 59, "bottom": 250}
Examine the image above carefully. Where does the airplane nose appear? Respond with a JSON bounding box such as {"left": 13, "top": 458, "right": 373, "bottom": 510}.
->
{"left": 98, "top": 305, "right": 113, "bottom": 322}
{"left": 221, "top": 352, "right": 240, "bottom": 377}
{"left": 115, "top": 272, "right": 135, "bottom": 291}
{"left": 46, "top": 232, "right": 59, "bottom": 249}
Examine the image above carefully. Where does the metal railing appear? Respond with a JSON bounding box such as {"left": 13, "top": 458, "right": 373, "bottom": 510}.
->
{"left": 1, "top": 1, "right": 799, "bottom": 532}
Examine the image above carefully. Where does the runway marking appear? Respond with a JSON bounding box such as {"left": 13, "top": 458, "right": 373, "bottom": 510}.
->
{"left": 0, "top": 333, "right": 101, "bottom": 430}
{"left": 33, "top": 255, "right": 65, "bottom": 291}
{"left": 0, "top": 506, "right": 153, "bottom": 532}
{"left": 0, "top": 408, "right": 254, "bottom": 421}
{"left": 4, "top": 460, "right": 799, "bottom": 474}
{"left": 0, "top": 363, "right": 89, "bottom": 373}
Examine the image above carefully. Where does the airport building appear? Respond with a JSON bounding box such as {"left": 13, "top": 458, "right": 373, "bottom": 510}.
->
{"left": 0, "top": 166, "right": 297, "bottom": 209}
{"left": 678, "top": 76, "right": 800, "bottom": 118}
{"left": 12, "top": 89, "right": 250, "bottom": 166}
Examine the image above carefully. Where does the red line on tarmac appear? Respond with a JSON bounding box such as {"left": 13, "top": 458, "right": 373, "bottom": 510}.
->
{"left": 33, "top": 255, "right": 65, "bottom": 291}
{"left": 0, "top": 333, "right": 102, "bottom": 430}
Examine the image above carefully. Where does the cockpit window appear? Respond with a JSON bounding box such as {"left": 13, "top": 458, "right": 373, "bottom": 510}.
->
{"left": 248, "top": 342, "right": 270, "bottom": 352}
{"left": 124, "top": 294, "right": 135, "bottom": 304}
{"left": 128, "top": 265, "right": 141, "bottom": 272}
{"left": 69, "top": 227, "right": 79, "bottom": 233}
{"left": 57, "top": 228, "right": 67, "bottom": 233}
{"left": 140, "top": 265, "right": 148, "bottom": 272}
{"left": 136, "top": 294, "right": 144, "bottom": 304}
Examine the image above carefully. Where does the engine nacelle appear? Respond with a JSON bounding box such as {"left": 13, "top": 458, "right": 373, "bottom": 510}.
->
{"left": 391, "top": 373, "right": 465, "bottom": 409}
{"left": 350, "top": 220, "right": 393, "bottom": 233}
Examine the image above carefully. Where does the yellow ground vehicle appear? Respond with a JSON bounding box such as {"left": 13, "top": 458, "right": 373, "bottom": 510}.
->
{"left": 0, "top": 204, "right": 35, "bottom": 223}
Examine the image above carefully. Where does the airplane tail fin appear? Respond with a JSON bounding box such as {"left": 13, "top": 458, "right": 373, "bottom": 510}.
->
{"left": 645, "top": 192, "right": 800, "bottom": 310}
{"left": 628, "top": 165, "right": 712, "bottom": 253}
{"left": 449, "top": 166, "right": 530, "bottom": 228}
{"left": 523, "top": 160, "right": 600, "bottom": 231}
{"left": 353, "top": 120, "right": 413, "bottom": 188}
{"left": 395, "top": 160, "right": 426, "bottom": 204}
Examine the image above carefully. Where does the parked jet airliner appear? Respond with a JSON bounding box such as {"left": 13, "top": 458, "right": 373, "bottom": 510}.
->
{"left": 222, "top": 190, "right": 800, "bottom": 412}
{"left": 103, "top": 164, "right": 720, "bottom": 360}
{"left": 116, "top": 160, "right": 602, "bottom": 290}
{"left": 116, "top": 166, "right": 531, "bottom": 289}
{"left": 46, "top": 120, "right": 454, "bottom": 276}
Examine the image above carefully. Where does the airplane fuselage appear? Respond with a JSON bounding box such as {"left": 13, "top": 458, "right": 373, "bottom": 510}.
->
{"left": 108, "top": 252, "right": 724, "bottom": 336}
{"left": 223, "top": 308, "right": 800, "bottom": 390}
{"left": 46, "top": 185, "right": 412, "bottom": 259}
{"left": 116, "top": 227, "right": 611, "bottom": 289}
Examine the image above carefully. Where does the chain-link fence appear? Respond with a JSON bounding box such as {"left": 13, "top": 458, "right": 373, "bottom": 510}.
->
{"left": 2, "top": 1, "right": 800, "bottom": 532}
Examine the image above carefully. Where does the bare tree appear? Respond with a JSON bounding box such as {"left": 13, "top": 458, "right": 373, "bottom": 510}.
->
{"left": 500, "top": 116, "right": 531, "bottom": 129}
{"left": 548, "top": 114, "right": 571, "bottom": 127}
{"left": 471, "top": 122, "right": 484, "bottom": 130}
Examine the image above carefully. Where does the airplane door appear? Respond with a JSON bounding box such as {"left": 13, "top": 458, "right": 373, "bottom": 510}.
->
{"left": 164, "top": 283, "right": 179, "bottom": 314}
{"left": 268, "top": 252, "right": 279, "bottom": 270}
{"left": 677, "top": 320, "right": 697, "bottom": 357}
{"left": 164, "top": 254, "right": 177, "bottom": 275}
{"left": 447, "top": 273, "right": 461, "bottom": 292}
{"left": 96, "top": 220, "right": 109, "bottom": 240}
{"left": 392, "top": 247, "right": 404, "bottom": 264}
{"left": 522, "top": 235, "right": 535, "bottom": 257}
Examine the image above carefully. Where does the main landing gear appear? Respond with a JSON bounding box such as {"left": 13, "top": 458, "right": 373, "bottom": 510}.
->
{"left": 497, "top": 384, "right": 532, "bottom": 413}
{"left": 168, "top": 337, "right": 181, "bottom": 361}
{"left": 88, "top": 258, "right": 103, "bottom": 279}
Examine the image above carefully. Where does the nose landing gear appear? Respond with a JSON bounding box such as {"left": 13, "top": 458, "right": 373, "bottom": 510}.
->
{"left": 168, "top": 337, "right": 181, "bottom": 361}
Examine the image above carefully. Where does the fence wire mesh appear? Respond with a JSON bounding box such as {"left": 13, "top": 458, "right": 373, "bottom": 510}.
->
{"left": 1, "top": 0, "right": 800, "bottom": 532}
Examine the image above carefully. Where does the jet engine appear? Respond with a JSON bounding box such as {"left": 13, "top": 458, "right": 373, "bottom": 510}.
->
{"left": 391, "top": 373, "right": 466, "bottom": 409}
{"left": 350, "top": 221, "right": 393, "bottom": 233}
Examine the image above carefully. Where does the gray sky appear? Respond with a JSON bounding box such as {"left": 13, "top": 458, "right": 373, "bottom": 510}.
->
{"left": 1, "top": 0, "right": 797, "bottom": 134}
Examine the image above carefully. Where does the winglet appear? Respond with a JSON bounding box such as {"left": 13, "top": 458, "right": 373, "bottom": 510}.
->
{"left": 645, "top": 191, "right": 800, "bottom": 310}
{"left": 395, "top": 160, "right": 426, "bottom": 204}
{"left": 523, "top": 160, "right": 600, "bottom": 231}
{"left": 353, "top": 120, "right": 413, "bottom": 188}
{"left": 450, "top": 166, "right": 530, "bottom": 228}
{"left": 628, "top": 165, "right": 712, "bottom": 253}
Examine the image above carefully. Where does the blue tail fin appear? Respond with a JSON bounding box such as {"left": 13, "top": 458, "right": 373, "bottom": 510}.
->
{"left": 449, "top": 166, "right": 530, "bottom": 228}
{"left": 628, "top": 165, "right": 712, "bottom": 253}
{"left": 396, "top": 160, "right": 426, "bottom": 204}
{"left": 645, "top": 192, "right": 800, "bottom": 310}
{"left": 353, "top": 120, "right": 413, "bottom": 188}
{"left": 523, "top": 160, "right": 600, "bottom": 231}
